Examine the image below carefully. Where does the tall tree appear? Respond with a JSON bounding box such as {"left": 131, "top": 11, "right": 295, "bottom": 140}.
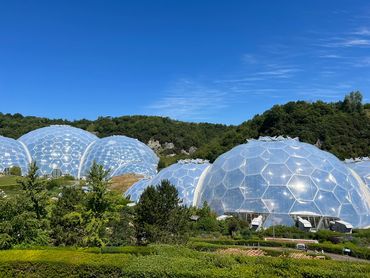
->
{"left": 342, "top": 91, "right": 363, "bottom": 113}
{"left": 86, "top": 161, "right": 111, "bottom": 217}
{"left": 17, "top": 162, "right": 48, "bottom": 220}
{"left": 135, "top": 180, "right": 190, "bottom": 244}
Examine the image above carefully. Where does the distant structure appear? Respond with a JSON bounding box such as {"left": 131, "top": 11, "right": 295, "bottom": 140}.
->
{"left": 1, "top": 125, "right": 159, "bottom": 178}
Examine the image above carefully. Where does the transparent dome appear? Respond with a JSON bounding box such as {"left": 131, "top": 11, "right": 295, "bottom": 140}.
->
{"left": 0, "top": 136, "right": 31, "bottom": 175}
{"left": 79, "top": 135, "right": 159, "bottom": 178}
{"left": 150, "top": 159, "right": 210, "bottom": 206}
{"left": 195, "top": 136, "right": 370, "bottom": 228}
{"left": 124, "top": 178, "right": 151, "bottom": 202}
{"left": 124, "top": 159, "right": 210, "bottom": 206}
{"left": 18, "top": 125, "right": 98, "bottom": 177}
{"left": 345, "top": 158, "right": 370, "bottom": 189}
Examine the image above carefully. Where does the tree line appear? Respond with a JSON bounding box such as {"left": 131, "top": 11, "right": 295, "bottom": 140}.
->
{"left": 0, "top": 92, "right": 369, "bottom": 161}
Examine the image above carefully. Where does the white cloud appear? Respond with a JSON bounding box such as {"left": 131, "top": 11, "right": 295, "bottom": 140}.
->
{"left": 146, "top": 80, "right": 229, "bottom": 121}
{"left": 353, "top": 27, "right": 370, "bottom": 36}
{"left": 320, "top": 38, "right": 370, "bottom": 48}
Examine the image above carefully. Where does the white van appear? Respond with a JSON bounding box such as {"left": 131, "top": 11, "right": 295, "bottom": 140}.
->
{"left": 296, "top": 243, "right": 306, "bottom": 250}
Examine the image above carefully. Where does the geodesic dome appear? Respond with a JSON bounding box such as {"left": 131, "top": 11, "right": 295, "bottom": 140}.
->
{"left": 124, "top": 177, "right": 151, "bottom": 202}
{"left": 18, "top": 125, "right": 98, "bottom": 177}
{"left": 195, "top": 136, "right": 370, "bottom": 228}
{"left": 149, "top": 159, "right": 210, "bottom": 206}
{"left": 124, "top": 159, "right": 210, "bottom": 206}
{"left": 0, "top": 136, "right": 31, "bottom": 175}
{"left": 79, "top": 136, "right": 159, "bottom": 179}
{"left": 345, "top": 158, "right": 370, "bottom": 189}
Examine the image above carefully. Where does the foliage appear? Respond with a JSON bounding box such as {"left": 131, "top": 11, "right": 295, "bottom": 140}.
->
{"left": 49, "top": 163, "right": 135, "bottom": 247}
{"left": 195, "top": 92, "right": 370, "bottom": 161}
{"left": 0, "top": 193, "right": 48, "bottom": 248}
{"left": 9, "top": 166, "right": 21, "bottom": 176}
{"left": 189, "top": 202, "right": 220, "bottom": 234}
{"left": 50, "top": 186, "right": 86, "bottom": 246}
{"left": 17, "top": 162, "right": 48, "bottom": 219}
{"left": 135, "top": 180, "right": 190, "bottom": 244}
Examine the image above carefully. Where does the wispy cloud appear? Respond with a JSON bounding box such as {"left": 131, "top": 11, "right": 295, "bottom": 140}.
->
{"left": 319, "top": 54, "right": 343, "bottom": 59}
{"left": 319, "top": 38, "right": 370, "bottom": 48}
{"left": 147, "top": 20, "right": 370, "bottom": 123}
{"left": 353, "top": 27, "right": 370, "bottom": 36}
{"left": 146, "top": 79, "right": 229, "bottom": 121}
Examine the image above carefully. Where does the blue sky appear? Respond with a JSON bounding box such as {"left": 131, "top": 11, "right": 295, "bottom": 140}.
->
{"left": 0, "top": 1, "right": 370, "bottom": 124}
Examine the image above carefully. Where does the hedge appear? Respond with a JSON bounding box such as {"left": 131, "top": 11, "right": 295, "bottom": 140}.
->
{"left": 191, "top": 238, "right": 370, "bottom": 260}
{"left": 0, "top": 246, "right": 369, "bottom": 277}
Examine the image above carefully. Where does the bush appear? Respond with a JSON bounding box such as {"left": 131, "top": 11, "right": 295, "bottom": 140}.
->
{"left": 0, "top": 234, "right": 12, "bottom": 250}
{"left": 9, "top": 166, "right": 22, "bottom": 176}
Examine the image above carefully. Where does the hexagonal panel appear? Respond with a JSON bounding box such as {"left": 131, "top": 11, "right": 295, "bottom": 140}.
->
{"left": 223, "top": 168, "right": 245, "bottom": 189}
{"left": 314, "top": 191, "right": 340, "bottom": 217}
{"left": 286, "top": 157, "right": 314, "bottom": 175}
{"left": 284, "top": 145, "right": 310, "bottom": 158}
{"left": 239, "top": 199, "right": 269, "bottom": 213}
{"left": 221, "top": 155, "right": 245, "bottom": 171}
{"left": 222, "top": 188, "right": 244, "bottom": 212}
{"left": 339, "top": 204, "right": 360, "bottom": 227}
{"left": 311, "top": 169, "right": 337, "bottom": 191}
{"left": 290, "top": 200, "right": 321, "bottom": 215}
{"left": 261, "top": 149, "right": 289, "bottom": 164}
{"left": 241, "top": 174, "right": 268, "bottom": 199}
{"left": 262, "top": 186, "right": 295, "bottom": 213}
{"left": 241, "top": 157, "right": 266, "bottom": 175}
{"left": 262, "top": 164, "right": 292, "bottom": 185}
{"left": 240, "top": 145, "right": 265, "bottom": 159}
{"left": 287, "top": 175, "right": 317, "bottom": 201}
{"left": 334, "top": 186, "right": 351, "bottom": 204}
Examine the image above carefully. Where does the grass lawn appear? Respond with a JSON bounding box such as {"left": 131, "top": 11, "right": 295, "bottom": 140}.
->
{"left": 0, "top": 175, "right": 22, "bottom": 197}
{"left": 0, "top": 245, "right": 369, "bottom": 277}
{"left": 0, "top": 175, "right": 77, "bottom": 197}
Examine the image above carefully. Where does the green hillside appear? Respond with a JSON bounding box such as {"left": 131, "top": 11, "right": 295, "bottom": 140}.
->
{"left": 0, "top": 92, "right": 369, "bottom": 161}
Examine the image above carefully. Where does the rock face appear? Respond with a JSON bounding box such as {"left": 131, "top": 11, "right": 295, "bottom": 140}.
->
{"left": 148, "top": 139, "right": 194, "bottom": 158}
{"left": 163, "top": 142, "right": 175, "bottom": 150}
{"left": 188, "top": 146, "right": 197, "bottom": 154}
{"left": 147, "top": 139, "right": 161, "bottom": 152}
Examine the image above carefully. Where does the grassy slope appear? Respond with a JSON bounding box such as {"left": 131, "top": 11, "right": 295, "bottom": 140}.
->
{"left": 0, "top": 176, "right": 21, "bottom": 197}
{"left": 0, "top": 246, "right": 369, "bottom": 277}
{"left": 0, "top": 175, "right": 76, "bottom": 197}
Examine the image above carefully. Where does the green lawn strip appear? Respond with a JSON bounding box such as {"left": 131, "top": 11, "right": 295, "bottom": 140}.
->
{"left": 0, "top": 176, "right": 20, "bottom": 186}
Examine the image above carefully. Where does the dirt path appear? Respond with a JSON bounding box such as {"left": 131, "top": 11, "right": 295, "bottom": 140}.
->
{"left": 322, "top": 252, "right": 370, "bottom": 263}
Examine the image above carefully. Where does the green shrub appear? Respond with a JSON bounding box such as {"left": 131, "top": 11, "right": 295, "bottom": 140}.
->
{"left": 0, "top": 234, "right": 12, "bottom": 250}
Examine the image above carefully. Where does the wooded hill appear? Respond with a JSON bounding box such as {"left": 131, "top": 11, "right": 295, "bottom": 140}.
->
{"left": 0, "top": 92, "right": 369, "bottom": 161}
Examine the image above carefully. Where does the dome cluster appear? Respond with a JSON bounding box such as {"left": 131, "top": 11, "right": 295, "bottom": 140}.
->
{"left": 0, "top": 125, "right": 159, "bottom": 178}
{"left": 1, "top": 124, "right": 369, "bottom": 229}
{"left": 125, "top": 136, "right": 370, "bottom": 229}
